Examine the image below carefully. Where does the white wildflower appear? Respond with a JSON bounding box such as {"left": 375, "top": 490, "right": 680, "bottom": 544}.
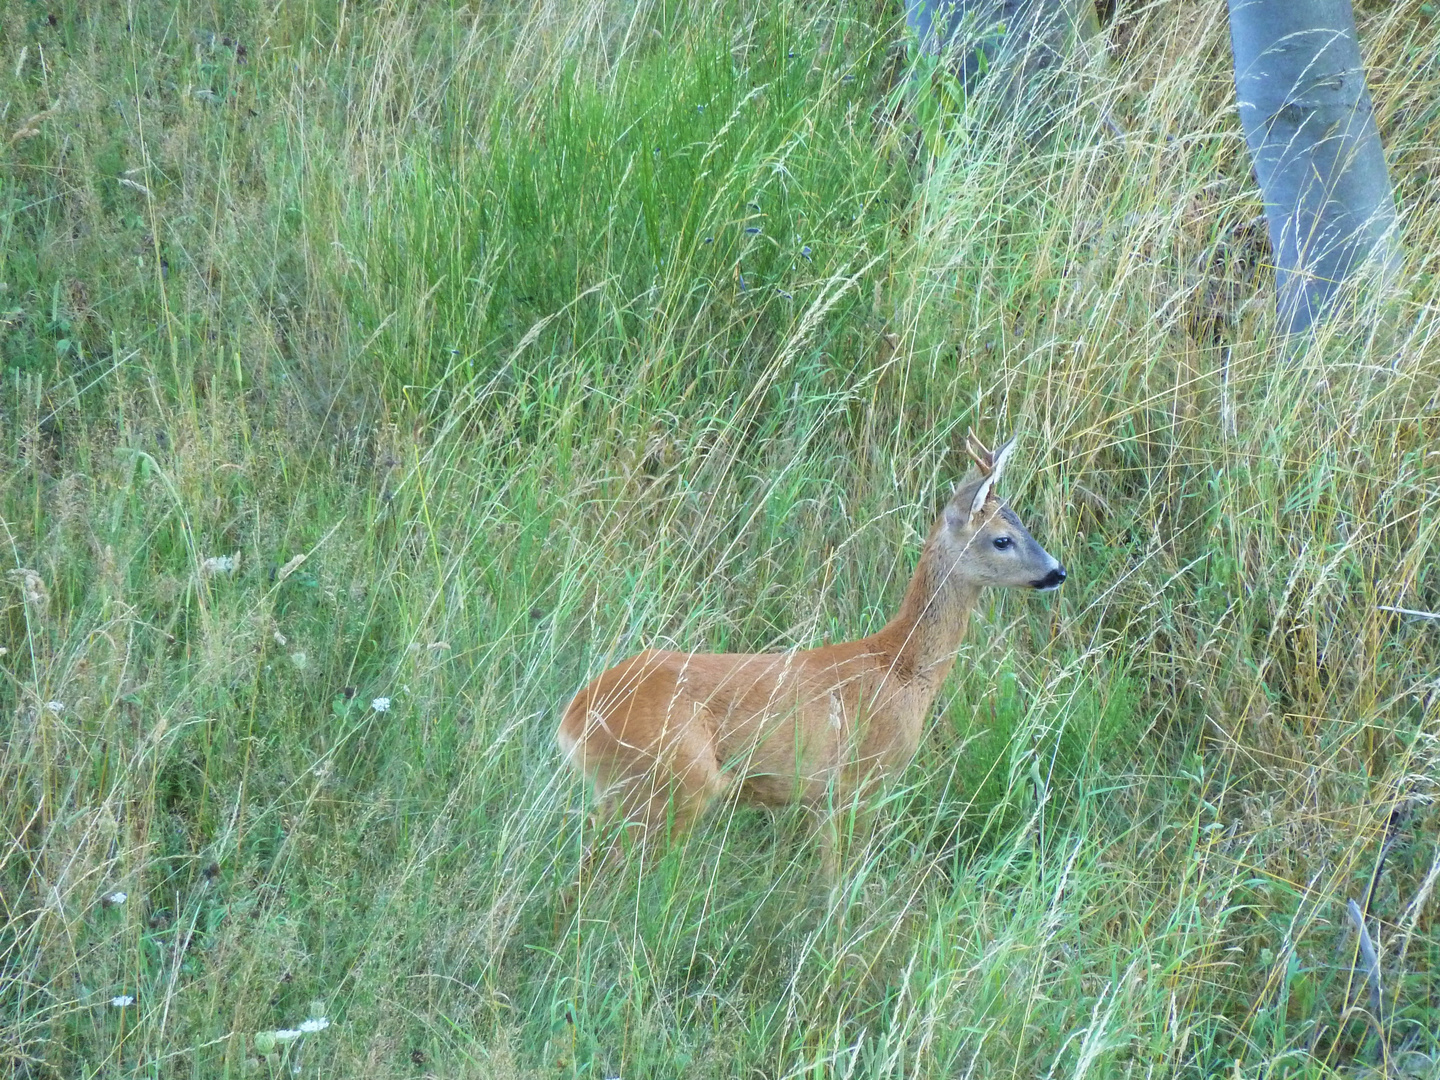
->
{"left": 111, "top": 995, "right": 135, "bottom": 1007}
{"left": 273, "top": 629, "right": 288, "bottom": 647}
{"left": 200, "top": 554, "right": 238, "bottom": 576}
{"left": 6, "top": 568, "right": 49, "bottom": 610}
{"left": 45, "top": 701, "right": 64, "bottom": 714}
{"left": 298, "top": 1017, "right": 329, "bottom": 1033}
{"left": 105, "top": 891, "right": 128, "bottom": 905}
{"left": 371, "top": 697, "right": 391, "bottom": 713}
{"left": 273, "top": 1029, "right": 302, "bottom": 1042}
{"left": 290, "top": 651, "right": 308, "bottom": 670}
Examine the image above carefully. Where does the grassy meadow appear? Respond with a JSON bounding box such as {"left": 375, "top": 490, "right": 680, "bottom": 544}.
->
{"left": 2, "top": 0, "right": 1439, "bottom": 1075}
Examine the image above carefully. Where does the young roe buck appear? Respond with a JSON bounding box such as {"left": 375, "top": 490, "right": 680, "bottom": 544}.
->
{"left": 557, "top": 433, "right": 1066, "bottom": 873}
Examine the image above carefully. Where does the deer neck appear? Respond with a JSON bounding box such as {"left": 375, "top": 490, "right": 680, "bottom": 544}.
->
{"left": 877, "top": 536, "right": 979, "bottom": 687}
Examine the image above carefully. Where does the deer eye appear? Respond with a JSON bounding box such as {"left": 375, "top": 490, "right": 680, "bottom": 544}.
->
{"left": 992, "top": 536, "right": 1013, "bottom": 551}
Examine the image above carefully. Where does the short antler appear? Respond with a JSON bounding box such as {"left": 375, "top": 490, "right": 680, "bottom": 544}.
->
{"left": 965, "top": 429, "right": 994, "bottom": 474}
{"left": 965, "top": 430, "right": 1017, "bottom": 479}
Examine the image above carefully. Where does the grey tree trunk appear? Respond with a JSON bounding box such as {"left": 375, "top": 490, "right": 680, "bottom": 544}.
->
{"left": 1227, "top": 0, "right": 1398, "bottom": 338}
{"left": 904, "top": 0, "right": 1099, "bottom": 94}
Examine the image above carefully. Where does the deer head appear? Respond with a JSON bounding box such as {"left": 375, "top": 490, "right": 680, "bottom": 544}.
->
{"left": 936, "top": 431, "right": 1066, "bottom": 591}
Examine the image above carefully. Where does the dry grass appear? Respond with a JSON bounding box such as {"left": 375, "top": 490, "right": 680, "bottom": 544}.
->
{"left": 1, "top": 0, "right": 1437, "bottom": 1076}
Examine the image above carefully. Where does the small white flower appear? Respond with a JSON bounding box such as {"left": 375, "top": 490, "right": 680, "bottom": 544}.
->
{"left": 273, "top": 629, "right": 289, "bottom": 647}
{"left": 111, "top": 995, "right": 135, "bottom": 1007}
{"left": 371, "top": 697, "right": 391, "bottom": 713}
{"left": 7, "top": 568, "right": 49, "bottom": 609}
{"left": 290, "top": 651, "right": 308, "bottom": 670}
{"left": 200, "top": 554, "right": 238, "bottom": 576}
{"left": 298, "top": 1017, "right": 329, "bottom": 1033}
{"left": 106, "top": 891, "right": 128, "bottom": 905}
{"left": 273, "top": 1028, "right": 302, "bottom": 1041}
{"left": 45, "top": 701, "right": 64, "bottom": 714}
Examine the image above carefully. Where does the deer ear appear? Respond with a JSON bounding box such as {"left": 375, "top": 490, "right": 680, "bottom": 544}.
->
{"left": 950, "top": 432, "right": 1012, "bottom": 525}
{"left": 968, "top": 473, "right": 998, "bottom": 516}
{"left": 964, "top": 436, "right": 1015, "bottom": 515}
{"left": 989, "top": 435, "right": 1017, "bottom": 481}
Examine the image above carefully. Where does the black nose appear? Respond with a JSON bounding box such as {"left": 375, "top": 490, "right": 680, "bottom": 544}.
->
{"left": 1031, "top": 566, "right": 1066, "bottom": 591}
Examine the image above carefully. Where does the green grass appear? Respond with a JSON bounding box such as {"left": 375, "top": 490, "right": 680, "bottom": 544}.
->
{"left": 3, "top": 0, "right": 1439, "bottom": 1076}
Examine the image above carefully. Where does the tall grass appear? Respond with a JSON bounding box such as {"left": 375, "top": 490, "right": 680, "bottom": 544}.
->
{"left": 2, "top": 0, "right": 1437, "bottom": 1076}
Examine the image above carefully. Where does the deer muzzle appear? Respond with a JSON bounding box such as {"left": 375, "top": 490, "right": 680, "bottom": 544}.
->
{"left": 1031, "top": 565, "right": 1067, "bottom": 591}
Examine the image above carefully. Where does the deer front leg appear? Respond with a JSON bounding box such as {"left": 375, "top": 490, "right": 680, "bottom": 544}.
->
{"left": 809, "top": 777, "right": 884, "bottom": 882}
{"left": 812, "top": 809, "right": 841, "bottom": 881}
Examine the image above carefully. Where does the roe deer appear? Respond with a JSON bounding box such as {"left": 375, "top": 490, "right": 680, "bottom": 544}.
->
{"left": 557, "top": 433, "right": 1066, "bottom": 874}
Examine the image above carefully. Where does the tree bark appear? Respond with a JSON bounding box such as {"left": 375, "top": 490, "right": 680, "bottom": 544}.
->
{"left": 904, "top": 0, "right": 1099, "bottom": 94}
{"left": 1227, "top": 0, "right": 1397, "bottom": 338}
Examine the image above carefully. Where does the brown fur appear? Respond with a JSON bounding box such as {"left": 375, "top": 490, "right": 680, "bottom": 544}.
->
{"left": 557, "top": 435, "right": 1065, "bottom": 872}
